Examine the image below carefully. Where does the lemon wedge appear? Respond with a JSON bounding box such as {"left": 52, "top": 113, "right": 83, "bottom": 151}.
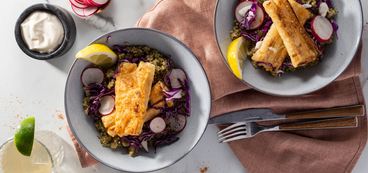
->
{"left": 227, "top": 37, "right": 249, "bottom": 79}
{"left": 76, "top": 44, "right": 117, "bottom": 68}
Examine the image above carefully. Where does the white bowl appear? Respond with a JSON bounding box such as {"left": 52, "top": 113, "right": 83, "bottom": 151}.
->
{"left": 64, "top": 27, "right": 211, "bottom": 172}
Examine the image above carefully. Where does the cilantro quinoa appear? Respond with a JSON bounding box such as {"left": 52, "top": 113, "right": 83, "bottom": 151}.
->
{"left": 230, "top": 0, "right": 339, "bottom": 77}
{"left": 82, "top": 44, "right": 190, "bottom": 156}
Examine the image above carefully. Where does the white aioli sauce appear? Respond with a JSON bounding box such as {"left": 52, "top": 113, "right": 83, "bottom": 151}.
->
{"left": 21, "top": 11, "right": 64, "bottom": 53}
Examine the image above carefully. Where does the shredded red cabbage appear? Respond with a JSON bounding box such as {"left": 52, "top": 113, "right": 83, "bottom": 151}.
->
{"left": 325, "top": 0, "right": 332, "bottom": 8}
{"left": 153, "top": 130, "right": 179, "bottom": 153}
{"left": 164, "top": 72, "right": 173, "bottom": 90}
{"left": 279, "top": 59, "right": 293, "bottom": 70}
{"left": 261, "top": 15, "right": 273, "bottom": 34}
{"left": 330, "top": 18, "right": 339, "bottom": 39}
{"left": 178, "top": 78, "right": 190, "bottom": 114}
{"left": 86, "top": 82, "right": 115, "bottom": 119}
{"left": 121, "top": 127, "right": 180, "bottom": 153}
{"left": 163, "top": 89, "right": 182, "bottom": 100}
{"left": 240, "top": 30, "right": 260, "bottom": 42}
{"left": 239, "top": 1, "right": 258, "bottom": 30}
{"left": 256, "top": 61, "right": 276, "bottom": 71}
{"left": 122, "top": 136, "right": 141, "bottom": 150}
{"left": 113, "top": 45, "right": 131, "bottom": 53}
{"left": 106, "top": 36, "right": 111, "bottom": 43}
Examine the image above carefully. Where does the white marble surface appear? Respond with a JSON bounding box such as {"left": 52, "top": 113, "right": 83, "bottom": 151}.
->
{"left": 1, "top": 0, "right": 367, "bottom": 172}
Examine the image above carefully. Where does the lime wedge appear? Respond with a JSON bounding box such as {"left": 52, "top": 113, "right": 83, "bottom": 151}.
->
{"left": 14, "top": 117, "right": 35, "bottom": 157}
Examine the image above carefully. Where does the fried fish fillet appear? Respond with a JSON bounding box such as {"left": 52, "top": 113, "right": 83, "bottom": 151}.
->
{"left": 101, "top": 80, "right": 174, "bottom": 137}
{"left": 114, "top": 62, "right": 155, "bottom": 136}
{"left": 101, "top": 109, "right": 117, "bottom": 137}
{"left": 145, "top": 99, "right": 174, "bottom": 122}
{"left": 149, "top": 81, "right": 169, "bottom": 105}
{"left": 263, "top": 0, "right": 320, "bottom": 67}
{"left": 251, "top": 0, "right": 311, "bottom": 72}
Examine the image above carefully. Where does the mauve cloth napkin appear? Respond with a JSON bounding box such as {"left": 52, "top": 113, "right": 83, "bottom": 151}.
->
{"left": 65, "top": 0, "right": 367, "bottom": 172}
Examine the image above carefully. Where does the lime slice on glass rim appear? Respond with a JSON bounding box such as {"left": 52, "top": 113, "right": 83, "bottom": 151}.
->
{"left": 14, "top": 117, "right": 35, "bottom": 156}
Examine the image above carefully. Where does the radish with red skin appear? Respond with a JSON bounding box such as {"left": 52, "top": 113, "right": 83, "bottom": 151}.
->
{"left": 86, "top": 0, "right": 103, "bottom": 7}
{"left": 90, "top": 0, "right": 109, "bottom": 6}
{"left": 70, "top": 0, "right": 89, "bottom": 9}
{"left": 75, "top": 0, "right": 85, "bottom": 4}
{"left": 169, "top": 114, "right": 187, "bottom": 132}
{"left": 82, "top": 0, "right": 95, "bottom": 6}
{"left": 150, "top": 117, "right": 166, "bottom": 134}
{"left": 83, "top": 6, "right": 99, "bottom": 17}
{"left": 81, "top": 67, "right": 105, "bottom": 87}
{"left": 235, "top": 0, "right": 265, "bottom": 30}
{"left": 164, "top": 69, "right": 187, "bottom": 89}
{"left": 311, "top": 15, "right": 333, "bottom": 43}
{"left": 71, "top": 5, "right": 86, "bottom": 17}
{"left": 98, "top": 95, "right": 115, "bottom": 115}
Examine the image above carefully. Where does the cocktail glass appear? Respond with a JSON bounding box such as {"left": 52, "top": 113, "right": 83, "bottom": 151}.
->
{"left": 0, "top": 130, "right": 64, "bottom": 173}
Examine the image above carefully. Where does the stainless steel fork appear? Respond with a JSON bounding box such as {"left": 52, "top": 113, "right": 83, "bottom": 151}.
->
{"left": 217, "top": 117, "right": 358, "bottom": 143}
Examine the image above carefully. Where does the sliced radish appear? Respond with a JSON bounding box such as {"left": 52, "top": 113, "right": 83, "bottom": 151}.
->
{"left": 98, "top": 95, "right": 115, "bottom": 115}
{"left": 164, "top": 69, "right": 187, "bottom": 89}
{"left": 311, "top": 15, "right": 333, "bottom": 43}
{"left": 141, "top": 140, "right": 149, "bottom": 152}
{"left": 70, "top": 0, "right": 89, "bottom": 9}
{"left": 75, "top": 0, "right": 85, "bottom": 4}
{"left": 90, "top": 0, "right": 109, "bottom": 6}
{"left": 81, "top": 67, "right": 105, "bottom": 87}
{"left": 235, "top": 1, "right": 265, "bottom": 30}
{"left": 82, "top": 0, "right": 95, "bottom": 6}
{"left": 71, "top": 5, "right": 86, "bottom": 17}
{"left": 169, "top": 114, "right": 187, "bottom": 132}
{"left": 150, "top": 117, "right": 166, "bottom": 134}
{"left": 83, "top": 6, "right": 99, "bottom": 17}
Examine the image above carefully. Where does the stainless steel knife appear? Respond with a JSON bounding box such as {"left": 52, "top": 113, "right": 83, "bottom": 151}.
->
{"left": 208, "top": 105, "right": 364, "bottom": 124}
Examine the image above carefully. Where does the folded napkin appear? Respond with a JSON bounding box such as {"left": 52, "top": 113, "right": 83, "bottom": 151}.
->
{"left": 66, "top": 0, "right": 367, "bottom": 171}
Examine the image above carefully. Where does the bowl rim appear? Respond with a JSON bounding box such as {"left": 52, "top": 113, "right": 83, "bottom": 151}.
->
{"left": 14, "top": 3, "right": 76, "bottom": 60}
{"left": 64, "top": 27, "right": 212, "bottom": 172}
{"left": 213, "top": 0, "right": 364, "bottom": 97}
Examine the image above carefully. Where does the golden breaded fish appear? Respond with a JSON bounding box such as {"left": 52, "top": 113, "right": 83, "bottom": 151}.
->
{"left": 101, "top": 109, "right": 117, "bottom": 137}
{"left": 114, "top": 62, "right": 155, "bottom": 136}
{"left": 145, "top": 99, "right": 174, "bottom": 122}
{"left": 149, "top": 81, "right": 169, "bottom": 106}
{"left": 264, "top": 0, "right": 320, "bottom": 67}
{"left": 101, "top": 80, "right": 174, "bottom": 137}
{"left": 252, "top": 0, "right": 311, "bottom": 72}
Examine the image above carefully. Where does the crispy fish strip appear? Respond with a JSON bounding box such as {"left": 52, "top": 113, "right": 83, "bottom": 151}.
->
{"left": 264, "top": 0, "right": 320, "bottom": 67}
{"left": 252, "top": 0, "right": 311, "bottom": 72}
{"left": 149, "top": 81, "right": 169, "bottom": 106}
{"left": 114, "top": 62, "right": 155, "bottom": 136}
{"left": 101, "top": 109, "right": 117, "bottom": 137}
{"left": 145, "top": 99, "right": 174, "bottom": 122}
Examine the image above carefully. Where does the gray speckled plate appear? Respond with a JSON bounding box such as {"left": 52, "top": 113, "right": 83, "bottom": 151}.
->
{"left": 214, "top": 0, "right": 363, "bottom": 96}
{"left": 64, "top": 28, "right": 211, "bottom": 172}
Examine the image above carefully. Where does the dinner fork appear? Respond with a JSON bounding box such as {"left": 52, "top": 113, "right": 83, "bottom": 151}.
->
{"left": 217, "top": 117, "right": 358, "bottom": 143}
